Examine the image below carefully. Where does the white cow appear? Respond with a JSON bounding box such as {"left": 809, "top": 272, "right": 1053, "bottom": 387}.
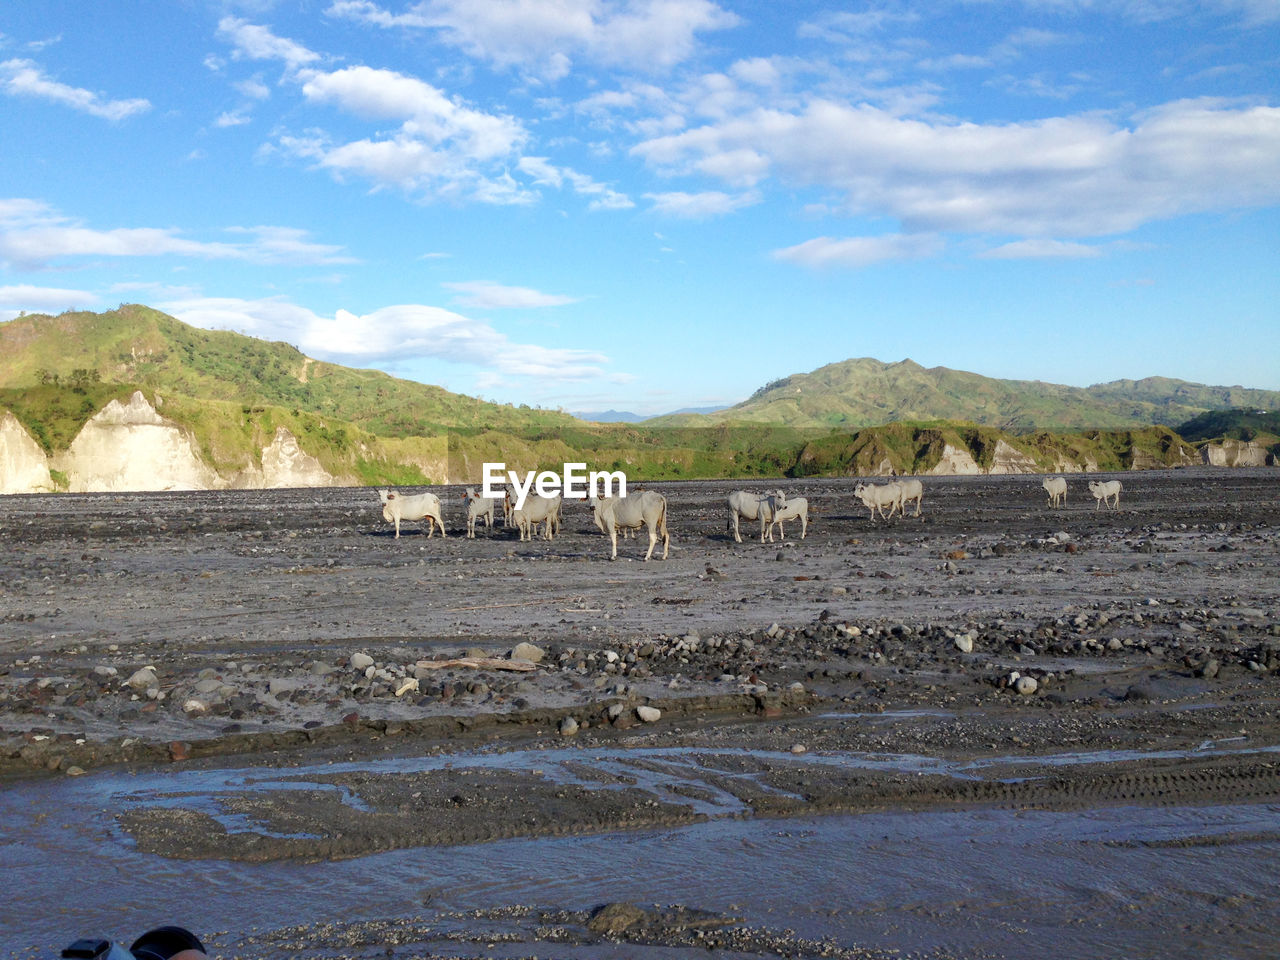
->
{"left": 726, "top": 489, "right": 786, "bottom": 544}
{"left": 590, "top": 491, "right": 670, "bottom": 561}
{"left": 1088, "top": 479, "right": 1122, "bottom": 510}
{"left": 767, "top": 496, "right": 809, "bottom": 541}
{"left": 511, "top": 494, "right": 562, "bottom": 541}
{"left": 462, "top": 487, "right": 497, "bottom": 538}
{"left": 1042, "top": 476, "right": 1068, "bottom": 508}
{"left": 854, "top": 481, "right": 903, "bottom": 521}
{"left": 378, "top": 489, "right": 446, "bottom": 539}
{"left": 897, "top": 478, "right": 924, "bottom": 517}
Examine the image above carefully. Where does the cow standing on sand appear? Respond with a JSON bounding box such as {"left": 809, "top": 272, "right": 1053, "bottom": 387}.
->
{"left": 378, "top": 489, "right": 446, "bottom": 539}
{"left": 767, "top": 495, "right": 810, "bottom": 541}
{"left": 511, "top": 494, "right": 562, "bottom": 541}
{"left": 590, "top": 490, "right": 670, "bottom": 560}
{"left": 896, "top": 478, "right": 923, "bottom": 517}
{"left": 462, "top": 487, "right": 497, "bottom": 538}
{"left": 1042, "top": 476, "right": 1068, "bottom": 508}
{"left": 1088, "top": 479, "right": 1122, "bottom": 510}
{"left": 727, "top": 489, "right": 787, "bottom": 543}
{"left": 854, "top": 481, "right": 903, "bottom": 521}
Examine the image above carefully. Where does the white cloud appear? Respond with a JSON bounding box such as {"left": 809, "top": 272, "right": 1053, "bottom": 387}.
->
{"left": 0, "top": 283, "right": 98, "bottom": 320}
{"left": 979, "top": 0, "right": 1280, "bottom": 25}
{"left": 216, "top": 17, "right": 321, "bottom": 71}
{"left": 443, "top": 281, "right": 580, "bottom": 308}
{"left": 248, "top": 57, "right": 531, "bottom": 203}
{"left": 634, "top": 97, "right": 1280, "bottom": 238}
{"left": 645, "top": 189, "right": 759, "bottom": 218}
{"left": 234, "top": 76, "right": 271, "bottom": 100}
{"left": 0, "top": 199, "right": 354, "bottom": 268}
{"left": 161, "top": 296, "right": 617, "bottom": 380}
{"left": 516, "top": 156, "right": 633, "bottom": 209}
{"left": 215, "top": 109, "right": 251, "bottom": 127}
{"left": 772, "top": 233, "right": 944, "bottom": 268}
{"left": 0, "top": 58, "right": 150, "bottom": 120}
{"left": 327, "top": 0, "right": 740, "bottom": 78}
{"left": 300, "top": 65, "right": 523, "bottom": 159}
{"left": 979, "top": 238, "right": 1102, "bottom": 258}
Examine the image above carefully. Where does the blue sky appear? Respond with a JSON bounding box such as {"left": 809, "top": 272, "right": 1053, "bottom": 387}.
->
{"left": 2, "top": 1, "right": 1277, "bottom": 416}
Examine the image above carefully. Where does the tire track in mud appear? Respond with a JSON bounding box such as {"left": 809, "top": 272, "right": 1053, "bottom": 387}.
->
{"left": 117, "top": 750, "right": 1280, "bottom": 862}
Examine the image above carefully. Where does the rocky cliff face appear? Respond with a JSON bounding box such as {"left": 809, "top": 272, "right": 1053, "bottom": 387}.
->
{"left": 0, "top": 412, "right": 52, "bottom": 494}
{"left": 0, "top": 393, "right": 350, "bottom": 494}
{"left": 926, "top": 444, "right": 982, "bottom": 476}
{"left": 52, "top": 392, "right": 222, "bottom": 492}
{"left": 257, "top": 426, "right": 335, "bottom": 488}
{"left": 1200, "top": 439, "right": 1272, "bottom": 467}
{"left": 988, "top": 439, "right": 1039, "bottom": 475}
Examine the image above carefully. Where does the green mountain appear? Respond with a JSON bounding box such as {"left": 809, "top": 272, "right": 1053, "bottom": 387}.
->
{"left": 0, "top": 306, "right": 814, "bottom": 486}
{"left": 1174, "top": 407, "right": 1280, "bottom": 444}
{"left": 650, "top": 358, "right": 1280, "bottom": 432}
{"left": 0, "top": 307, "right": 1263, "bottom": 491}
{"left": 0, "top": 304, "right": 575, "bottom": 438}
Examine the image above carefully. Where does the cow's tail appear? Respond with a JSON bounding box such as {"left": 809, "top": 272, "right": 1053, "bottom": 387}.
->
{"left": 659, "top": 496, "right": 670, "bottom": 545}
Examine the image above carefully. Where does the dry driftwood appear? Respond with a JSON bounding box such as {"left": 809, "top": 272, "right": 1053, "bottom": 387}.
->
{"left": 414, "top": 657, "right": 537, "bottom": 672}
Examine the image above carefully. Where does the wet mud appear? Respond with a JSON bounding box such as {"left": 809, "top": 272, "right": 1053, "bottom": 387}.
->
{"left": 2, "top": 468, "right": 1279, "bottom": 958}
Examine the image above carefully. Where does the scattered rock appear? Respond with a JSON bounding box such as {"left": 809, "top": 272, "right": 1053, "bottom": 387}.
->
{"left": 511, "top": 641, "right": 545, "bottom": 663}
{"left": 588, "top": 902, "right": 647, "bottom": 936}
{"left": 125, "top": 666, "right": 158, "bottom": 691}
{"left": 559, "top": 716, "right": 579, "bottom": 736}
{"left": 636, "top": 705, "right": 661, "bottom": 723}
{"left": 350, "top": 652, "right": 374, "bottom": 671}
{"left": 1014, "top": 676, "right": 1039, "bottom": 696}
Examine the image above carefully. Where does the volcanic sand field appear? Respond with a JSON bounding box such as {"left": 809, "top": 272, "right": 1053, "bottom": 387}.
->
{"left": 2, "top": 468, "right": 1279, "bottom": 957}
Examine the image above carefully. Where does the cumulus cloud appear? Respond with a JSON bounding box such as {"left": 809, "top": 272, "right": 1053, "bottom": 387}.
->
{"left": 0, "top": 58, "right": 150, "bottom": 120}
{"left": 160, "top": 296, "right": 617, "bottom": 380}
{"left": 327, "top": 0, "right": 740, "bottom": 78}
{"left": 516, "top": 156, "right": 633, "bottom": 209}
{"left": 215, "top": 19, "right": 533, "bottom": 204}
{"left": 634, "top": 97, "right": 1280, "bottom": 238}
{"left": 772, "top": 233, "right": 944, "bottom": 268}
{"left": 443, "top": 281, "right": 580, "bottom": 308}
{"left": 0, "top": 199, "right": 354, "bottom": 268}
{"left": 216, "top": 17, "right": 321, "bottom": 71}
{"left": 0, "top": 283, "right": 97, "bottom": 320}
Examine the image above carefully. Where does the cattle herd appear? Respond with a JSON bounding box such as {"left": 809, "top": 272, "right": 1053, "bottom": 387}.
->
{"left": 377, "top": 474, "right": 1124, "bottom": 560}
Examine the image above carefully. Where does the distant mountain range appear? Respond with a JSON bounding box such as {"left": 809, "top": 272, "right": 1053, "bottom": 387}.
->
{"left": 0, "top": 306, "right": 1275, "bottom": 494}
{"left": 647, "top": 357, "right": 1280, "bottom": 432}
{"left": 574, "top": 405, "right": 726, "bottom": 423}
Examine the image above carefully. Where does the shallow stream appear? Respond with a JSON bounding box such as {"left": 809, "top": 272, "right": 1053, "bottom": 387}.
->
{"left": 4, "top": 734, "right": 1279, "bottom": 959}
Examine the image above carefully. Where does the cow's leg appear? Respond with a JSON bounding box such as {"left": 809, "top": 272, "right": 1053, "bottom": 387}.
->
{"left": 609, "top": 526, "right": 618, "bottom": 560}
{"left": 644, "top": 521, "right": 656, "bottom": 562}
{"left": 394, "top": 517, "right": 401, "bottom": 539}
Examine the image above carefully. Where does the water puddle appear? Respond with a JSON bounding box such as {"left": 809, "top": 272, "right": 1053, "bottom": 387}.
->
{"left": 4, "top": 737, "right": 1280, "bottom": 959}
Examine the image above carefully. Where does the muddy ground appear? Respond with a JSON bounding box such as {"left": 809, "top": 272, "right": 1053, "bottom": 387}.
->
{"left": 2, "top": 468, "right": 1279, "bottom": 956}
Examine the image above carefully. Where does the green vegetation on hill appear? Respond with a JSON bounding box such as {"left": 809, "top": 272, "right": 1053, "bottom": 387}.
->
{"left": 1175, "top": 407, "right": 1280, "bottom": 443}
{"left": 0, "top": 307, "right": 1262, "bottom": 485}
{"left": 0, "top": 305, "right": 576, "bottom": 437}
{"left": 651, "top": 357, "right": 1280, "bottom": 433}
{"left": 787, "top": 422, "right": 1197, "bottom": 477}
